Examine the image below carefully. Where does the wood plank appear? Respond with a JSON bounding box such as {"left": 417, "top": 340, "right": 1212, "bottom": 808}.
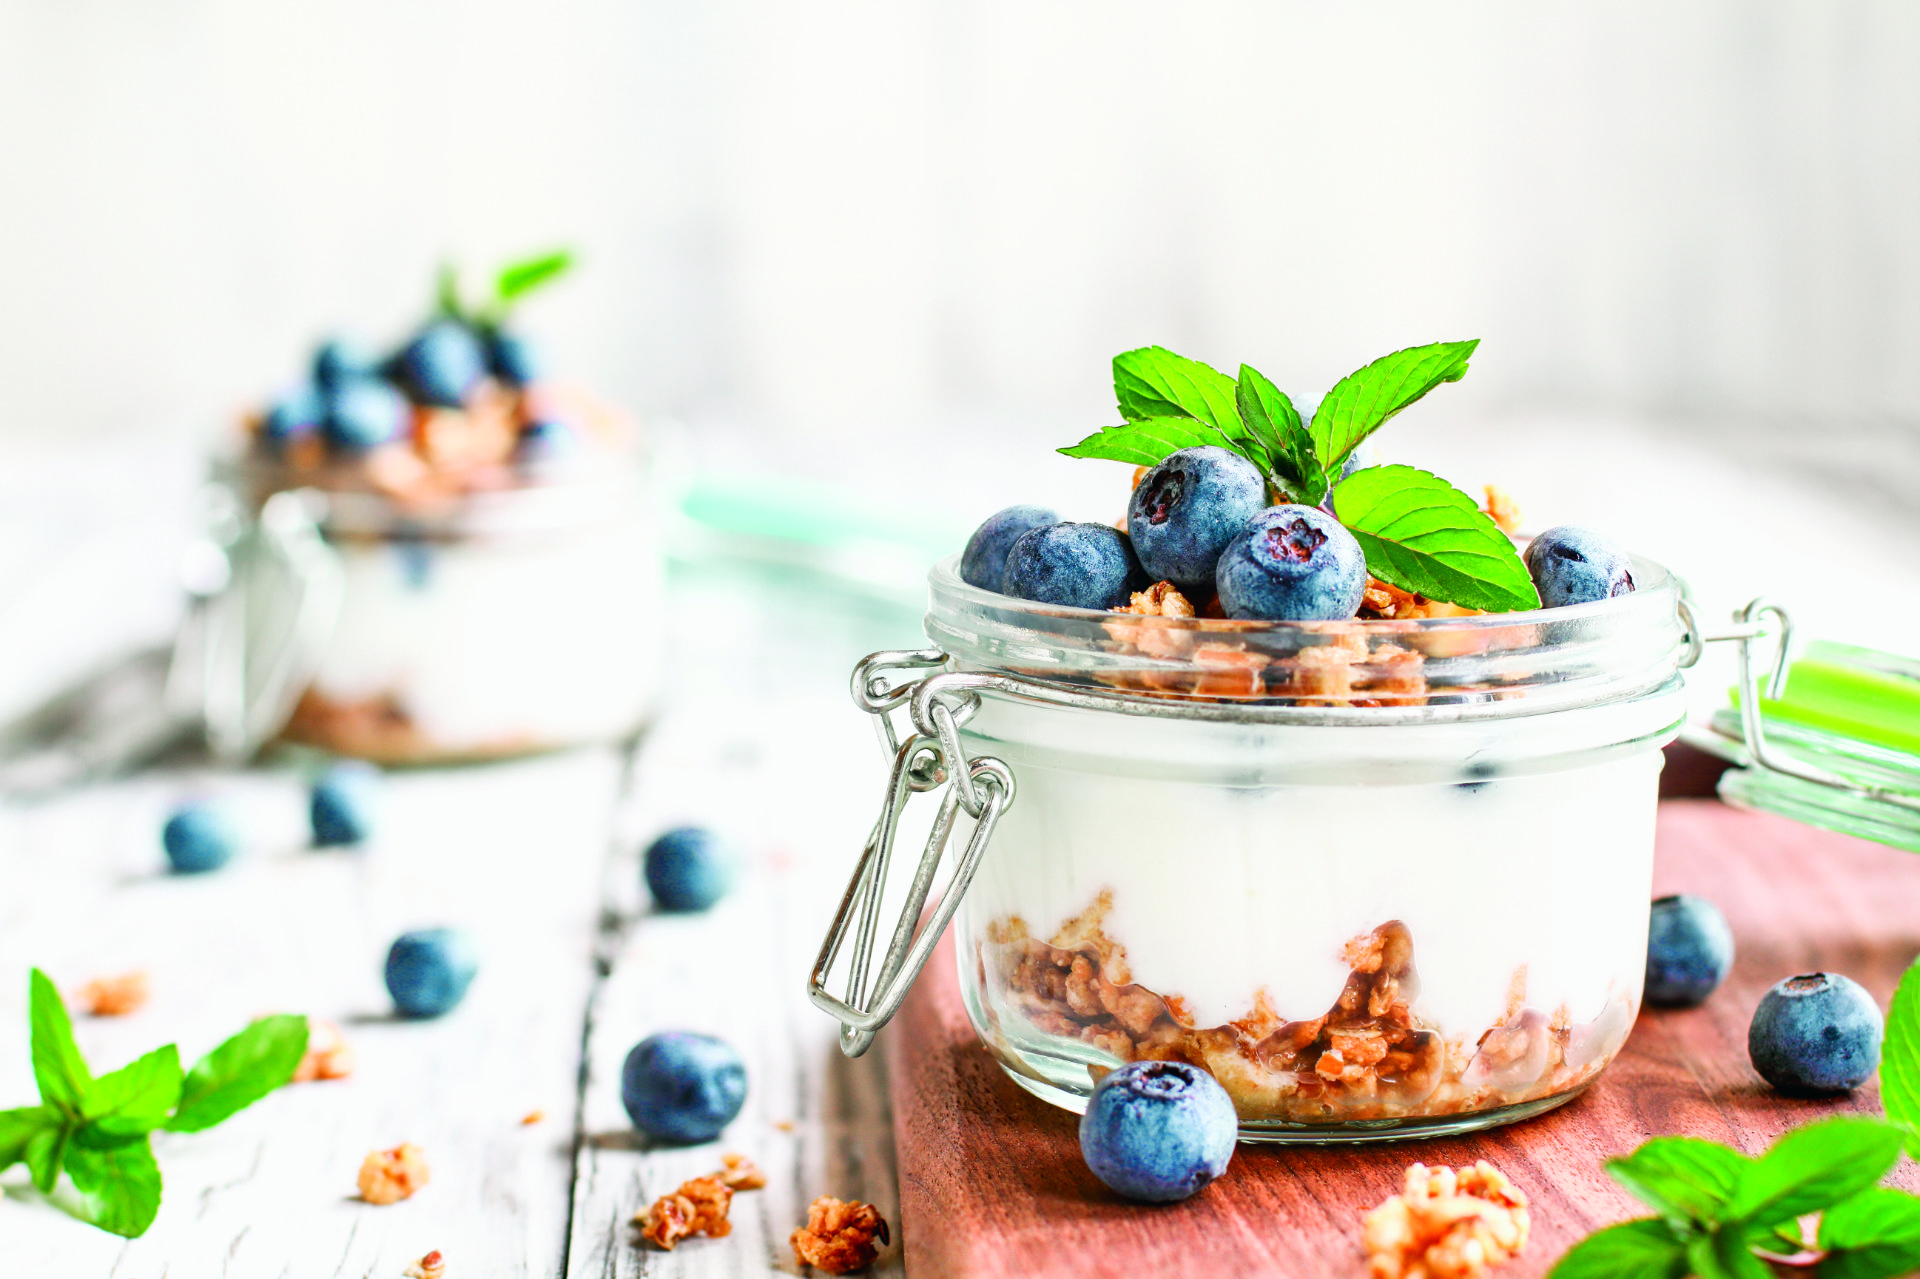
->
{"left": 888, "top": 800, "right": 1920, "bottom": 1279}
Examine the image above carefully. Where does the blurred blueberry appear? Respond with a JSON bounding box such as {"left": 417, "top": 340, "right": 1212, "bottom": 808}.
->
{"left": 621, "top": 1031, "right": 748, "bottom": 1143}
{"left": 960, "top": 505, "right": 1059, "bottom": 592}
{"left": 1645, "top": 894, "right": 1734, "bottom": 1008}
{"left": 393, "top": 321, "right": 488, "bottom": 407}
{"left": 312, "top": 338, "right": 379, "bottom": 390}
{"left": 1079, "top": 1060, "right": 1236, "bottom": 1202}
{"left": 1127, "top": 447, "right": 1267, "bottom": 588}
{"left": 485, "top": 329, "right": 541, "bottom": 386}
{"left": 644, "top": 827, "right": 739, "bottom": 913}
{"left": 1215, "top": 505, "right": 1367, "bottom": 621}
{"left": 311, "top": 761, "right": 381, "bottom": 846}
{"left": 321, "top": 378, "right": 410, "bottom": 452}
{"left": 1000, "top": 522, "right": 1147, "bottom": 610}
{"left": 162, "top": 802, "right": 238, "bottom": 874}
{"left": 515, "top": 418, "right": 577, "bottom": 461}
{"left": 262, "top": 386, "right": 323, "bottom": 448}
{"left": 1749, "top": 972, "right": 1882, "bottom": 1094}
{"left": 1335, "top": 440, "right": 1379, "bottom": 486}
{"left": 1524, "top": 526, "right": 1635, "bottom": 608}
{"left": 384, "top": 927, "right": 480, "bottom": 1018}
{"left": 391, "top": 521, "right": 434, "bottom": 591}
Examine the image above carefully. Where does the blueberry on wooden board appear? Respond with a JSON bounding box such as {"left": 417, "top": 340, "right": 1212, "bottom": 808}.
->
{"left": 311, "top": 761, "right": 382, "bottom": 846}
{"left": 621, "top": 1032, "right": 748, "bottom": 1143}
{"left": 644, "top": 827, "right": 738, "bottom": 913}
{"left": 1078, "top": 1060, "right": 1236, "bottom": 1203}
{"left": 162, "top": 802, "right": 238, "bottom": 874}
{"left": 385, "top": 928, "right": 480, "bottom": 1018}
{"left": 1645, "top": 894, "right": 1734, "bottom": 1007}
{"left": 1748, "top": 972, "right": 1882, "bottom": 1094}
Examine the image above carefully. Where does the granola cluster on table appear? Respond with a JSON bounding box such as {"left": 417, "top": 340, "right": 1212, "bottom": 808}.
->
{"left": 1363, "top": 1161, "right": 1531, "bottom": 1279}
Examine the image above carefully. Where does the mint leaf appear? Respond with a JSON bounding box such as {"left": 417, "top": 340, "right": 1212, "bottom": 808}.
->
{"left": 82, "top": 1045, "right": 182, "bottom": 1139}
{"left": 1881, "top": 955, "right": 1920, "bottom": 1157}
{"left": 1819, "top": 1187, "right": 1920, "bottom": 1279}
{"left": 434, "top": 262, "right": 464, "bottom": 320}
{"left": 1546, "top": 1218, "right": 1689, "bottom": 1279}
{"left": 1331, "top": 465, "right": 1541, "bottom": 612}
{"left": 65, "top": 1130, "right": 162, "bottom": 1238}
{"left": 0, "top": 1104, "right": 58, "bottom": 1172}
{"left": 496, "top": 249, "right": 574, "bottom": 304}
{"left": 29, "top": 969, "right": 89, "bottom": 1116}
{"left": 1723, "top": 1116, "right": 1904, "bottom": 1226}
{"left": 22, "top": 1121, "right": 70, "bottom": 1193}
{"left": 1112, "top": 347, "right": 1245, "bottom": 440}
{"left": 1235, "top": 365, "right": 1324, "bottom": 504}
{"left": 166, "top": 1014, "right": 307, "bottom": 1133}
{"left": 1687, "top": 1228, "right": 1772, "bottom": 1279}
{"left": 1310, "top": 339, "right": 1476, "bottom": 472}
{"left": 1605, "top": 1137, "right": 1752, "bottom": 1226}
{"left": 1059, "top": 416, "right": 1239, "bottom": 468}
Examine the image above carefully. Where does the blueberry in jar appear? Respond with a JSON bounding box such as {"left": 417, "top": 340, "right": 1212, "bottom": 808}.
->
{"left": 312, "top": 338, "right": 379, "bottom": 391}
{"left": 1078, "top": 1060, "right": 1236, "bottom": 1203}
{"left": 385, "top": 927, "right": 480, "bottom": 1018}
{"left": 1000, "top": 522, "right": 1147, "bottom": 611}
{"left": 1645, "top": 894, "right": 1734, "bottom": 1007}
{"left": 1127, "top": 447, "right": 1268, "bottom": 589}
{"left": 621, "top": 1031, "right": 748, "bottom": 1143}
{"left": 321, "top": 379, "right": 409, "bottom": 452}
{"left": 393, "top": 320, "right": 488, "bottom": 407}
{"left": 485, "top": 329, "right": 541, "bottom": 386}
{"left": 1523, "top": 526, "right": 1635, "bottom": 608}
{"left": 1215, "top": 505, "right": 1367, "bottom": 621}
{"left": 262, "top": 386, "right": 323, "bottom": 447}
{"left": 644, "top": 826, "right": 739, "bottom": 913}
{"left": 162, "top": 802, "right": 238, "bottom": 874}
{"left": 1748, "top": 972, "right": 1882, "bottom": 1094}
{"left": 960, "top": 505, "right": 1059, "bottom": 592}
{"left": 311, "top": 761, "right": 382, "bottom": 846}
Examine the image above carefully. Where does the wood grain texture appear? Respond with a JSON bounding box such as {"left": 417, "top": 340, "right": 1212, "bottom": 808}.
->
{"left": 889, "top": 800, "right": 1920, "bottom": 1279}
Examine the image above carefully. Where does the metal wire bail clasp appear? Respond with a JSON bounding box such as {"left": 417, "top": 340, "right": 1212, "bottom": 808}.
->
{"left": 809, "top": 654, "right": 1016, "bottom": 1057}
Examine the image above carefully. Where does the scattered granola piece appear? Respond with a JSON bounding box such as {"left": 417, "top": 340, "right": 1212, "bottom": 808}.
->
{"left": 1363, "top": 1161, "right": 1529, "bottom": 1279}
{"left": 639, "top": 1192, "right": 697, "bottom": 1250}
{"left": 75, "top": 971, "right": 149, "bottom": 1017}
{"left": 717, "top": 1152, "right": 768, "bottom": 1190}
{"left": 357, "top": 1143, "right": 431, "bottom": 1205}
{"left": 402, "top": 1250, "right": 446, "bottom": 1279}
{"left": 773, "top": 1119, "right": 796, "bottom": 1133}
{"left": 636, "top": 1176, "right": 735, "bottom": 1250}
{"left": 1482, "top": 485, "right": 1522, "bottom": 535}
{"left": 520, "top": 1109, "right": 545, "bottom": 1126}
{"left": 293, "top": 1018, "right": 355, "bottom": 1082}
{"left": 791, "top": 1196, "right": 890, "bottom": 1274}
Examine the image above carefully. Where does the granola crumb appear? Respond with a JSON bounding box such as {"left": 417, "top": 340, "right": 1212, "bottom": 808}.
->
{"left": 717, "top": 1153, "right": 768, "bottom": 1190}
{"left": 402, "top": 1250, "right": 446, "bottom": 1279}
{"left": 1112, "top": 581, "right": 1196, "bottom": 618}
{"left": 357, "top": 1143, "right": 431, "bottom": 1205}
{"left": 636, "top": 1176, "right": 735, "bottom": 1250}
{"left": 1363, "top": 1161, "right": 1530, "bottom": 1279}
{"left": 293, "top": 1019, "right": 355, "bottom": 1082}
{"left": 791, "top": 1196, "right": 890, "bottom": 1274}
{"left": 75, "top": 971, "right": 149, "bottom": 1017}
{"left": 520, "top": 1109, "right": 545, "bottom": 1126}
{"left": 1482, "top": 485, "right": 1522, "bottom": 535}
{"left": 774, "top": 1119, "right": 796, "bottom": 1132}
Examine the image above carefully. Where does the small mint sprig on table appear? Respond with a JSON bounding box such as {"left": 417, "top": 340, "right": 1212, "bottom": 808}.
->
{"left": 0, "top": 969, "right": 308, "bottom": 1238}
{"left": 1059, "top": 340, "right": 1541, "bottom": 613}
{"left": 434, "top": 247, "right": 577, "bottom": 329}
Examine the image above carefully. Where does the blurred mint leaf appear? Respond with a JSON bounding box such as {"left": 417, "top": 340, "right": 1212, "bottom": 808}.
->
{"left": 0, "top": 1104, "right": 58, "bottom": 1172}
{"left": 81, "top": 1045, "right": 182, "bottom": 1139}
{"left": 29, "top": 968, "right": 89, "bottom": 1116}
{"left": 1331, "top": 465, "right": 1540, "bottom": 613}
{"left": 495, "top": 249, "right": 575, "bottom": 304}
{"left": 1603, "top": 1137, "right": 1752, "bottom": 1227}
{"left": 165, "top": 1015, "right": 306, "bottom": 1134}
{"left": 1546, "top": 1218, "right": 1689, "bottom": 1279}
{"left": 1819, "top": 1186, "right": 1920, "bottom": 1279}
{"left": 434, "top": 262, "right": 465, "bottom": 320}
{"left": 1881, "top": 955, "right": 1920, "bottom": 1156}
{"left": 1686, "top": 1228, "right": 1772, "bottom": 1279}
{"left": 22, "top": 1122, "right": 69, "bottom": 1194}
{"left": 1112, "top": 347, "right": 1245, "bottom": 440}
{"left": 1310, "top": 339, "right": 1477, "bottom": 473}
{"left": 65, "top": 1130, "right": 161, "bottom": 1238}
{"left": 1723, "top": 1116, "right": 1904, "bottom": 1226}
{"left": 1059, "top": 416, "right": 1239, "bottom": 468}
{"left": 1235, "top": 364, "right": 1324, "bottom": 504}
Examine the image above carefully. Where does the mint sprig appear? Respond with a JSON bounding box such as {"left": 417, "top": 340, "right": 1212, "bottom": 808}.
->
{"left": 1059, "top": 339, "right": 1527, "bottom": 613}
{"left": 432, "top": 248, "right": 577, "bottom": 328}
{"left": 0, "top": 968, "right": 308, "bottom": 1238}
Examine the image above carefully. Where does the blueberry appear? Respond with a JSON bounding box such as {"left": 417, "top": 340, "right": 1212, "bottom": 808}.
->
{"left": 1748, "top": 972, "right": 1883, "bottom": 1094}
{"left": 1078, "top": 1060, "right": 1236, "bottom": 1203}
{"left": 621, "top": 1031, "right": 748, "bottom": 1143}
{"left": 311, "top": 761, "right": 381, "bottom": 846}
{"left": 384, "top": 928, "right": 480, "bottom": 1018}
{"left": 1215, "top": 505, "right": 1368, "bottom": 621}
{"left": 262, "top": 386, "right": 323, "bottom": 446}
{"left": 1523, "top": 526, "right": 1635, "bottom": 608}
{"left": 515, "top": 418, "right": 577, "bottom": 459}
{"left": 312, "top": 338, "right": 378, "bottom": 390}
{"left": 1127, "top": 447, "right": 1268, "bottom": 588}
{"left": 961, "top": 505, "right": 1059, "bottom": 591}
{"left": 321, "top": 379, "right": 410, "bottom": 452}
{"left": 644, "top": 827, "right": 739, "bottom": 912}
{"left": 485, "top": 329, "right": 541, "bottom": 386}
{"left": 1001, "top": 522, "right": 1147, "bottom": 610}
{"left": 1645, "top": 894, "right": 1734, "bottom": 1008}
{"left": 161, "top": 803, "right": 237, "bottom": 874}
{"left": 1335, "top": 440, "right": 1378, "bottom": 485}
{"left": 393, "top": 321, "right": 488, "bottom": 407}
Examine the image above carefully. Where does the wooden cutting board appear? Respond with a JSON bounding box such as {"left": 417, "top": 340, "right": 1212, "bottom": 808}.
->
{"left": 887, "top": 800, "right": 1920, "bottom": 1278}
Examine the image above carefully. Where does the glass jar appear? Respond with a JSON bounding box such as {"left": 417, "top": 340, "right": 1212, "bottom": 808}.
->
{"left": 816, "top": 553, "right": 1690, "bottom": 1142}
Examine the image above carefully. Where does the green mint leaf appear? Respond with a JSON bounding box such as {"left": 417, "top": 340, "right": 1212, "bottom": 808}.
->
{"left": 166, "top": 1014, "right": 307, "bottom": 1134}
{"left": 1723, "top": 1116, "right": 1904, "bottom": 1226}
{"left": 496, "top": 249, "right": 574, "bottom": 304}
{"left": 1687, "top": 1226, "right": 1772, "bottom": 1279}
{"left": 1331, "top": 465, "right": 1541, "bottom": 613}
{"left": 434, "top": 262, "right": 465, "bottom": 320}
{"left": 1604, "top": 1136, "right": 1753, "bottom": 1227}
{"left": 22, "top": 1121, "right": 70, "bottom": 1194}
{"left": 29, "top": 968, "right": 90, "bottom": 1116}
{"left": 1881, "top": 954, "right": 1920, "bottom": 1156}
{"left": 65, "top": 1129, "right": 162, "bottom": 1238}
{"left": 1818, "top": 1186, "right": 1920, "bottom": 1279}
{"left": 81, "top": 1044, "right": 182, "bottom": 1139}
{"left": 1112, "top": 347, "right": 1245, "bottom": 439}
{"left": 1059, "top": 416, "right": 1240, "bottom": 468}
{"left": 1310, "top": 339, "right": 1477, "bottom": 473}
{"left": 1235, "top": 365, "right": 1325, "bottom": 504}
{"left": 0, "top": 1104, "right": 59, "bottom": 1173}
{"left": 1546, "top": 1218, "right": 1690, "bottom": 1279}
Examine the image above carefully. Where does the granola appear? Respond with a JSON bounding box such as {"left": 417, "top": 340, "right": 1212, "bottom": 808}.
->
{"left": 402, "top": 1251, "right": 447, "bottom": 1279}
{"left": 791, "top": 1197, "right": 890, "bottom": 1274}
{"left": 357, "top": 1143, "right": 431, "bottom": 1205}
{"left": 1363, "top": 1161, "right": 1530, "bottom": 1279}
{"left": 75, "top": 971, "right": 149, "bottom": 1017}
{"left": 637, "top": 1175, "right": 737, "bottom": 1251}
{"left": 292, "top": 1018, "right": 354, "bottom": 1082}
{"left": 1481, "top": 485, "right": 1522, "bottom": 535}
{"left": 717, "top": 1152, "right": 768, "bottom": 1190}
